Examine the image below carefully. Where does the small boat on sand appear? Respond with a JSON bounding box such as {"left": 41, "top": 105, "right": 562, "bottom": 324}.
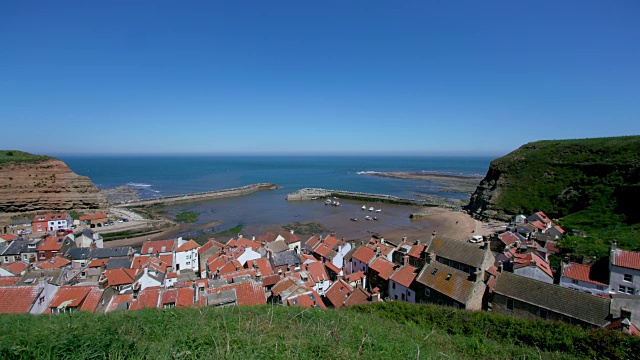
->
{"left": 325, "top": 199, "right": 332, "bottom": 205}
{"left": 373, "top": 217, "right": 379, "bottom": 221}
{"left": 369, "top": 207, "right": 374, "bottom": 211}
{"left": 311, "top": 197, "right": 318, "bottom": 200}
{"left": 361, "top": 205, "right": 366, "bottom": 210}
{"left": 350, "top": 218, "right": 358, "bottom": 221}
{"left": 365, "top": 216, "right": 372, "bottom": 221}
{"left": 375, "top": 209, "right": 382, "bottom": 212}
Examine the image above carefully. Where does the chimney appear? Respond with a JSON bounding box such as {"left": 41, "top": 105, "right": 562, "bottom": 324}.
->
{"left": 238, "top": 234, "right": 243, "bottom": 239}
{"left": 498, "top": 261, "right": 503, "bottom": 273}
{"left": 428, "top": 252, "right": 436, "bottom": 264}
{"left": 611, "top": 240, "right": 617, "bottom": 265}
{"left": 380, "top": 238, "right": 385, "bottom": 244}
{"left": 290, "top": 229, "right": 294, "bottom": 234}
{"left": 403, "top": 255, "right": 409, "bottom": 266}
{"left": 414, "top": 239, "right": 420, "bottom": 246}
{"left": 251, "top": 236, "right": 256, "bottom": 241}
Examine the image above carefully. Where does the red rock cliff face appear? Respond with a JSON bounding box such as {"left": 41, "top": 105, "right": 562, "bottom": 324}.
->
{"left": 0, "top": 159, "right": 107, "bottom": 213}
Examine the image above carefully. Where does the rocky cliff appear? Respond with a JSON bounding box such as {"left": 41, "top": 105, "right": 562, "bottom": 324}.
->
{"left": 0, "top": 151, "right": 107, "bottom": 213}
{"left": 466, "top": 136, "right": 640, "bottom": 222}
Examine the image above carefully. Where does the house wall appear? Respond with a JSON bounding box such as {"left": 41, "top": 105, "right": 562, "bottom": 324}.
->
{"left": 610, "top": 265, "right": 640, "bottom": 296}
{"left": 513, "top": 267, "right": 553, "bottom": 284}
{"left": 367, "top": 270, "right": 389, "bottom": 299}
{"left": 174, "top": 249, "right": 199, "bottom": 273}
{"left": 287, "top": 240, "right": 301, "bottom": 254}
{"left": 351, "top": 258, "right": 368, "bottom": 275}
{"left": 313, "top": 279, "right": 331, "bottom": 296}
{"left": 559, "top": 276, "right": 608, "bottom": 295}
{"left": 388, "top": 280, "right": 415, "bottom": 303}
{"left": 492, "top": 293, "right": 597, "bottom": 329}
{"left": 137, "top": 270, "right": 163, "bottom": 290}
{"left": 30, "top": 282, "right": 58, "bottom": 314}
{"left": 331, "top": 243, "right": 352, "bottom": 270}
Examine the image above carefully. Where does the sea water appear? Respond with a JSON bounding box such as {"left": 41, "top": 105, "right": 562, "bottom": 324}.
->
{"left": 59, "top": 155, "right": 493, "bottom": 237}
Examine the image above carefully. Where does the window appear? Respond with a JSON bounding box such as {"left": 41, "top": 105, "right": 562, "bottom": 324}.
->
{"left": 539, "top": 309, "right": 548, "bottom": 319}
{"left": 401, "top": 293, "right": 405, "bottom": 301}
{"left": 627, "top": 287, "right": 635, "bottom": 295}
{"left": 392, "top": 282, "right": 396, "bottom": 289}
{"left": 597, "top": 285, "right": 605, "bottom": 291}
{"left": 431, "top": 268, "right": 438, "bottom": 275}
{"left": 425, "top": 288, "right": 431, "bottom": 297}
{"left": 506, "top": 299, "right": 514, "bottom": 310}
{"left": 624, "top": 274, "right": 633, "bottom": 282}
{"left": 619, "top": 285, "right": 627, "bottom": 293}
{"left": 571, "top": 279, "right": 579, "bottom": 285}
{"left": 453, "top": 303, "right": 460, "bottom": 309}
{"left": 3, "top": 256, "right": 8, "bottom": 262}
{"left": 445, "top": 274, "right": 452, "bottom": 281}
{"left": 80, "top": 262, "right": 85, "bottom": 268}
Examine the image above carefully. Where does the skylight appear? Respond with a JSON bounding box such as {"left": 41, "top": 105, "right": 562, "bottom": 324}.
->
{"left": 431, "top": 269, "right": 438, "bottom": 275}
{"left": 445, "top": 274, "right": 452, "bottom": 281}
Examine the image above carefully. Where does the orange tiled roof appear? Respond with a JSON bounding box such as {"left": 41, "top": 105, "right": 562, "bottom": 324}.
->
{"left": 271, "top": 278, "right": 298, "bottom": 297}
{"left": 344, "top": 271, "right": 365, "bottom": 283}
{"left": 535, "top": 211, "right": 551, "bottom": 224}
{"left": 563, "top": 262, "right": 608, "bottom": 286}
{"left": 0, "top": 277, "right": 21, "bottom": 285}
{"left": 177, "top": 287, "right": 194, "bottom": 307}
{"left": 288, "top": 291, "right": 325, "bottom": 308}
{"left": 105, "top": 294, "right": 133, "bottom": 312}
{"left": 176, "top": 239, "right": 200, "bottom": 252}
{"left": 222, "top": 268, "right": 257, "bottom": 282}
{"left": 140, "top": 239, "right": 175, "bottom": 255}
{"left": 35, "top": 257, "right": 71, "bottom": 269}
{"left": 0, "top": 234, "right": 18, "bottom": 241}
{"left": 613, "top": 249, "right": 640, "bottom": 271}
{"left": 129, "top": 286, "right": 160, "bottom": 310}
{"left": 369, "top": 257, "right": 395, "bottom": 280}
{"left": 499, "top": 232, "right": 519, "bottom": 246}
{"left": 246, "top": 258, "right": 275, "bottom": 276}
{"left": 2, "top": 261, "right": 28, "bottom": 275}
{"left": 325, "top": 279, "right": 353, "bottom": 308}
{"left": 352, "top": 246, "right": 375, "bottom": 264}
{"left": 38, "top": 236, "right": 66, "bottom": 251}
{"left": 0, "top": 286, "right": 42, "bottom": 313}
{"left": 79, "top": 288, "right": 103, "bottom": 312}
{"left": 408, "top": 244, "right": 425, "bottom": 258}
{"left": 49, "top": 286, "right": 92, "bottom": 308}
{"left": 530, "top": 221, "right": 546, "bottom": 231}
{"left": 513, "top": 253, "right": 553, "bottom": 278}
{"left": 390, "top": 265, "right": 418, "bottom": 288}
{"left": 87, "top": 259, "right": 109, "bottom": 268}
{"left": 344, "top": 288, "right": 371, "bottom": 307}
{"left": 261, "top": 274, "right": 282, "bottom": 287}
{"left": 236, "top": 238, "right": 262, "bottom": 252}
{"left": 324, "top": 261, "right": 341, "bottom": 274}
{"left": 104, "top": 268, "right": 137, "bottom": 286}
{"left": 207, "top": 282, "right": 266, "bottom": 306}
{"left": 305, "top": 262, "right": 329, "bottom": 283}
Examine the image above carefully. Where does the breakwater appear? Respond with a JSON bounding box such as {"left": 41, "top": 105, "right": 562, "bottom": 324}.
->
{"left": 286, "top": 188, "right": 433, "bottom": 206}
{"left": 115, "top": 183, "right": 278, "bottom": 207}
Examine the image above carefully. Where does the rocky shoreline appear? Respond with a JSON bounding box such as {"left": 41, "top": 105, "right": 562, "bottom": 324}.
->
{"left": 362, "top": 171, "right": 483, "bottom": 194}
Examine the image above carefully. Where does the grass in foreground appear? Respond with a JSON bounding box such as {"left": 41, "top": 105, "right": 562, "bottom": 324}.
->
{"left": 2, "top": 303, "right": 637, "bottom": 359}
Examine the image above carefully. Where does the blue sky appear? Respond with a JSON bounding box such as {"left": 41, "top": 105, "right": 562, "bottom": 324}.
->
{"left": 1, "top": 1, "right": 639, "bottom": 156}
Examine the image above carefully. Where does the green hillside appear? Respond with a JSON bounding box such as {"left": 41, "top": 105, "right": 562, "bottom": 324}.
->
{"left": 470, "top": 136, "right": 640, "bottom": 257}
{"left": 0, "top": 150, "right": 52, "bottom": 168}
{"left": 1, "top": 303, "right": 637, "bottom": 359}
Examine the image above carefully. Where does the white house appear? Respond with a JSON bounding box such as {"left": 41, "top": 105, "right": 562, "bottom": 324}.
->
{"left": 388, "top": 265, "right": 418, "bottom": 303}
{"left": 609, "top": 241, "right": 640, "bottom": 296}
{"left": 305, "top": 261, "right": 331, "bottom": 296}
{"left": 236, "top": 247, "right": 261, "bottom": 266}
{"left": 330, "top": 242, "right": 352, "bottom": 270}
{"left": 174, "top": 239, "right": 200, "bottom": 274}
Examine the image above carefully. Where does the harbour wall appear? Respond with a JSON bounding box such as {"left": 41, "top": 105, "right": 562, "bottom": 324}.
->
{"left": 286, "top": 188, "right": 435, "bottom": 206}
{"left": 115, "top": 183, "right": 278, "bottom": 207}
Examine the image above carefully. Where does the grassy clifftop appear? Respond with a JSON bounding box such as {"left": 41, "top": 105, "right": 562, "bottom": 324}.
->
{"left": 0, "top": 150, "right": 52, "bottom": 168}
{"left": 467, "top": 136, "right": 640, "bottom": 256}
{"left": 0, "top": 303, "right": 637, "bottom": 359}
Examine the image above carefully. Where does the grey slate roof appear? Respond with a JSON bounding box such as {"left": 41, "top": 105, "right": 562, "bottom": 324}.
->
{"left": 106, "top": 257, "right": 133, "bottom": 269}
{"left": 493, "top": 271, "right": 611, "bottom": 327}
{"left": 90, "top": 247, "right": 133, "bottom": 259}
{"left": 2, "top": 239, "right": 26, "bottom": 256}
{"left": 206, "top": 289, "right": 237, "bottom": 306}
{"left": 426, "top": 237, "right": 486, "bottom": 269}
{"left": 66, "top": 247, "right": 91, "bottom": 261}
{"left": 272, "top": 250, "right": 301, "bottom": 267}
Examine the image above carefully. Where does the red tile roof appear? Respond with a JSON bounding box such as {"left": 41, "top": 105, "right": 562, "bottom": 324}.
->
{"left": 0, "top": 277, "right": 21, "bottom": 285}
{"left": 130, "top": 287, "right": 161, "bottom": 310}
{"left": 513, "top": 253, "right": 553, "bottom": 279}
{"left": 613, "top": 249, "right": 640, "bottom": 271}
{"left": 313, "top": 236, "right": 339, "bottom": 257}
{"left": 278, "top": 230, "right": 301, "bottom": 245}
{"left": 79, "top": 288, "right": 103, "bottom": 312}
{"left": 552, "top": 226, "right": 565, "bottom": 234}
{"left": 390, "top": 265, "right": 418, "bottom": 288}
{"left": 0, "top": 286, "right": 42, "bottom": 313}
{"left": 325, "top": 279, "right": 353, "bottom": 308}
{"left": 352, "top": 246, "right": 375, "bottom": 264}
{"left": 344, "top": 271, "right": 366, "bottom": 283}
{"left": 80, "top": 215, "right": 92, "bottom": 221}
{"left": 87, "top": 259, "right": 109, "bottom": 268}
{"left": 236, "top": 238, "right": 262, "bottom": 252}
{"left": 104, "top": 268, "right": 137, "bottom": 286}
{"left": 177, "top": 287, "right": 195, "bottom": 307}
{"left": 305, "top": 262, "right": 329, "bottom": 283}
{"left": 545, "top": 241, "right": 560, "bottom": 253}
{"left": 258, "top": 232, "right": 279, "bottom": 243}
{"left": 198, "top": 239, "right": 215, "bottom": 255}
{"left": 246, "top": 258, "right": 274, "bottom": 276}
{"left": 162, "top": 289, "right": 178, "bottom": 305}
{"left": 39, "top": 236, "right": 66, "bottom": 251}
{"left": 35, "top": 257, "right": 71, "bottom": 269}
{"left": 324, "top": 261, "right": 341, "bottom": 275}
{"left": 2, "top": 261, "right": 28, "bottom": 275}
{"left": 287, "top": 291, "right": 325, "bottom": 308}
{"left": 499, "top": 232, "right": 519, "bottom": 246}
{"left": 369, "top": 257, "right": 395, "bottom": 280}
{"left": 106, "top": 294, "right": 132, "bottom": 312}
{"left": 261, "top": 274, "right": 282, "bottom": 287}
{"left": 140, "top": 239, "right": 175, "bottom": 255}
{"left": 0, "top": 234, "right": 18, "bottom": 241}
{"left": 343, "top": 288, "right": 371, "bottom": 307}
{"left": 530, "top": 221, "right": 546, "bottom": 231}
{"left": 562, "top": 262, "right": 608, "bottom": 286}
{"left": 49, "top": 286, "right": 92, "bottom": 309}
{"left": 535, "top": 211, "right": 551, "bottom": 224}
{"left": 408, "top": 244, "right": 425, "bottom": 258}
{"left": 271, "top": 278, "right": 297, "bottom": 297}
{"left": 176, "top": 239, "right": 200, "bottom": 252}
{"left": 604, "top": 319, "right": 640, "bottom": 336}
{"left": 305, "top": 236, "right": 320, "bottom": 249}
{"left": 207, "top": 282, "right": 266, "bottom": 306}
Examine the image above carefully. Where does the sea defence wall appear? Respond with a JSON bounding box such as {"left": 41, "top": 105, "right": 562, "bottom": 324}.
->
{"left": 115, "top": 183, "right": 278, "bottom": 207}
{"left": 286, "top": 188, "right": 431, "bottom": 206}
